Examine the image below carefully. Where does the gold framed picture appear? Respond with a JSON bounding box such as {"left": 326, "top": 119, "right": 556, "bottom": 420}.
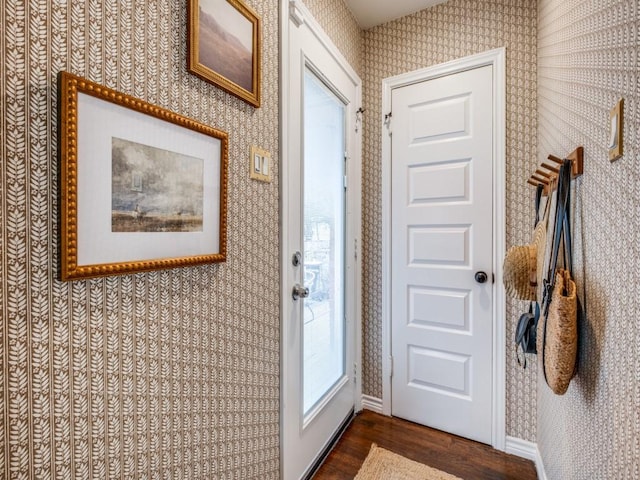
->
{"left": 188, "top": 0, "right": 261, "bottom": 107}
{"left": 58, "top": 71, "right": 229, "bottom": 281}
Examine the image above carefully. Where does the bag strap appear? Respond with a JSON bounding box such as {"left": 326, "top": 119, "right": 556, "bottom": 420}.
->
{"left": 534, "top": 183, "right": 552, "bottom": 229}
{"left": 541, "top": 294, "right": 550, "bottom": 383}
{"left": 515, "top": 303, "right": 532, "bottom": 368}
{"left": 537, "top": 184, "right": 553, "bottom": 231}
{"left": 541, "top": 159, "right": 573, "bottom": 386}
{"left": 562, "top": 175, "right": 573, "bottom": 276}
{"left": 542, "top": 159, "right": 572, "bottom": 316}
{"left": 534, "top": 183, "right": 544, "bottom": 227}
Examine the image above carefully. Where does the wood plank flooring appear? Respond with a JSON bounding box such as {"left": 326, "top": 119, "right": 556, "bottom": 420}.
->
{"left": 313, "top": 410, "right": 538, "bottom": 480}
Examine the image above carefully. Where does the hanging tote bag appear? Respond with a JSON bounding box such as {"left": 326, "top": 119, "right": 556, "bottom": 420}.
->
{"left": 543, "top": 269, "right": 578, "bottom": 393}
{"left": 537, "top": 159, "right": 578, "bottom": 395}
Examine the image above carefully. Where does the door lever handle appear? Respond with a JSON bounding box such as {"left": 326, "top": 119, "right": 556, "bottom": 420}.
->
{"left": 292, "top": 284, "right": 310, "bottom": 301}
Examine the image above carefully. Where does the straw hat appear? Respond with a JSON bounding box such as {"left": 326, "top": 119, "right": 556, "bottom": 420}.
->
{"left": 503, "top": 194, "right": 551, "bottom": 302}
{"left": 503, "top": 242, "right": 537, "bottom": 301}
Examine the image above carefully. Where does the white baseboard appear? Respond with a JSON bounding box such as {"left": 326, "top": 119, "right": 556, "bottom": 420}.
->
{"left": 505, "top": 436, "right": 547, "bottom": 480}
{"left": 361, "top": 395, "right": 383, "bottom": 414}
{"left": 505, "top": 436, "right": 537, "bottom": 461}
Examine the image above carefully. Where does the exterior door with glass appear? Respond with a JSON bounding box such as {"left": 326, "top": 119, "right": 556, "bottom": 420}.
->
{"left": 281, "top": 3, "right": 362, "bottom": 479}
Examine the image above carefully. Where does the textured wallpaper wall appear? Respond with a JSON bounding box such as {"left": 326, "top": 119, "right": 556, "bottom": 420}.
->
{"left": 537, "top": 0, "right": 639, "bottom": 478}
{"left": 303, "top": 0, "right": 363, "bottom": 76}
{"left": 361, "top": 0, "right": 539, "bottom": 441}
{"left": 1, "top": 0, "right": 281, "bottom": 478}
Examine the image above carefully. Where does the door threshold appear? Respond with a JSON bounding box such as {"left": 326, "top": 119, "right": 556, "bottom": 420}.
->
{"left": 304, "top": 409, "right": 355, "bottom": 480}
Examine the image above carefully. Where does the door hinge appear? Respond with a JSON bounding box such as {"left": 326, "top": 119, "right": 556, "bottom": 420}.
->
{"left": 384, "top": 112, "right": 392, "bottom": 134}
{"left": 353, "top": 362, "right": 358, "bottom": 383}
{"left": 355, "top": 107, "right": 365, "bottom": 132}
{"left": 389, "top": 355, "right": 394, "bottom": 378}
{"left": 354, "top": 238, "right": 358, "bottom": 260}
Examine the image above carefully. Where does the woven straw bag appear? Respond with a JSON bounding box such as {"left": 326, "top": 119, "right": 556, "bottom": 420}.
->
{"left": 538, "top": 268, "right": 577, "bottom": 394}
{"left": 538, "top": 159, "right": 579, "bottom": 395}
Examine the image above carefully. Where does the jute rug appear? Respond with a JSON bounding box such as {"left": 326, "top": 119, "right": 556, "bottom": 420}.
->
{"left": 354, "top": 444, "right": 463, "bottom": 480}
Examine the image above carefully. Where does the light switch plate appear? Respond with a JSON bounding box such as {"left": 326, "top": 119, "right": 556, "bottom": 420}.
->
{"left": 250, "top": 145, "right": 272, "bottom": 183}
{"left": 609, "top": 98, "right": 624, "bottom": 162}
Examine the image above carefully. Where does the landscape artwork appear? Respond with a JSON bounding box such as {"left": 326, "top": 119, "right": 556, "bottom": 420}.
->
{"left": 198, "top": 0, "right": 253, "bottom": 91}
{"left": 111, "top": 137, "right": 204, "bottom": 233}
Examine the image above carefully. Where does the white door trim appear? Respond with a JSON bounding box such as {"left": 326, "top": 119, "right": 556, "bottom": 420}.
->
{"left": 280, "top": 0, "right": 363, "bottom": 477}
{"left": 381, "top": 48, "right": 506, "bottom": 450}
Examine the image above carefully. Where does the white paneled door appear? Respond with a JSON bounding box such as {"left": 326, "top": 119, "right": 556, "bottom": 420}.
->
{"left": 391, "top": 64, "right": 494, "bottom": 444}
{"left": 281, "top": 2, "right": 362, "bottom": 479}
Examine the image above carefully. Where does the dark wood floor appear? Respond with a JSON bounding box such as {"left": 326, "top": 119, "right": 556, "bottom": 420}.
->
{"left": 313, "top": 411, "right": 537, "bottom": 480}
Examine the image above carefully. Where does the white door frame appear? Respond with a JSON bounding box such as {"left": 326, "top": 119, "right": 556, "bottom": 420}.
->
{"left": 280, "top": 0, "right": 363, "bottom": 477}
{"left": 381, "top": 48, "right": 506, "bottom": 450}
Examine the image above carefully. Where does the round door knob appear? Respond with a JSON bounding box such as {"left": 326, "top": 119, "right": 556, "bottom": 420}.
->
{"left": 292, "top": 284, "right": 310, "bottom": 301}
{"left": 475, "top": 271, "right": 488, "bottom": 284}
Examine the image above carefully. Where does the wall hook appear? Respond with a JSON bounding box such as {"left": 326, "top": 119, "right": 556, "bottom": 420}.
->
{"left": 528, "top": 146, "right": 584, "bottom": 195}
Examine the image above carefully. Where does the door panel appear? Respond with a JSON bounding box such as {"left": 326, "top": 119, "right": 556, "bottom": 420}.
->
{"left": 409, "top": 94, "right": 470, "bottom": 141}
{"left": 409, "top": 287, "right": 469, "bottom": 331}
{"left": 408, "top": 226, "right": 470, "bottom": 265}
{"left": 408, "top": 160, "right": 470, "bottom": 203}
{"left": 391, "top": 65, "right": 493, "bottom": 444}
{"left": 408, "top": 346, "right": 471, "bottom": 395}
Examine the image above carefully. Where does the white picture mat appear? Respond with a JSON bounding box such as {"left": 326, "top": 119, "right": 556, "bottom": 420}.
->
{"left": 76, "top": 92, "right": 221, "bottom": 266}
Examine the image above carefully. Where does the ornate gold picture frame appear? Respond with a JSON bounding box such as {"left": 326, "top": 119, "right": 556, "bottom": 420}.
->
{"left": 58, "top": 71, "right": 228, "bottom": 281}
{"left": 188, "top": 0, "right": 261, "bottom": 107}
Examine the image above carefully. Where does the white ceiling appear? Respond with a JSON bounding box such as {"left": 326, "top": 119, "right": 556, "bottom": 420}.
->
{"left": 344, "top": 0, "right": 449, "bottom": 29}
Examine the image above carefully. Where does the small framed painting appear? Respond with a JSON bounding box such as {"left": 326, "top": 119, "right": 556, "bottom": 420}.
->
{"left": 188, "top": 0, "right": 261, "bottom": 107}
{"left": 58, "top": 71, "right": 229, "bottom": 280}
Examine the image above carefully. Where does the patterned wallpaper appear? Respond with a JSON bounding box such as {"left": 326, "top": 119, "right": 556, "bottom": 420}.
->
{"left": 1, "top": 0, "right": 281, "bottom": 478}
{"left": 537, "top": 0, "right": 639, "bottom": 478}
{"left": 303, "top": 0, "right": 363, "bottom": 76}
{"left": 6, "top": 0, "right": 634, "bottom": 476}
{"left": 361, "top": 0, "right": 539, "bottom": 441}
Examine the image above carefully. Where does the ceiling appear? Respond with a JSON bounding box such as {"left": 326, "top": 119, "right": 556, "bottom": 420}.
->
{"left": 343, "top": 0, "right": 449, "bottom": 29}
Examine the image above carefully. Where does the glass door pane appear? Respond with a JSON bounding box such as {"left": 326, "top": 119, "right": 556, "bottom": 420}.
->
{"left": 302, "top": 68, "right": 346, "bottom": 415}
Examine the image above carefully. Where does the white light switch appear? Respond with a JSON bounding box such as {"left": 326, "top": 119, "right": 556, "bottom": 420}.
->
{"left": 254, "top": 153, "right": 262, "bottom": 173}
{"left": 250, "top": 145, "right": 272, "bottom": 183}
{"left": 609, "top": 98, "right": 624, "bottom": 162}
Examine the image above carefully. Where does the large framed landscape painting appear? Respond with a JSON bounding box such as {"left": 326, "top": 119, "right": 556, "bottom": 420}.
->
{"left": 188, "top": 0, "right": 261, "bottom": 107}
{"left": 58, "top": 71, "right": 229, "bottom": 281}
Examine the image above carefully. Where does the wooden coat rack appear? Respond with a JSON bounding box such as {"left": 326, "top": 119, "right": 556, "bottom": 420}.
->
{"left": 527, "top": 146, "right": 583, "bottom": 195}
